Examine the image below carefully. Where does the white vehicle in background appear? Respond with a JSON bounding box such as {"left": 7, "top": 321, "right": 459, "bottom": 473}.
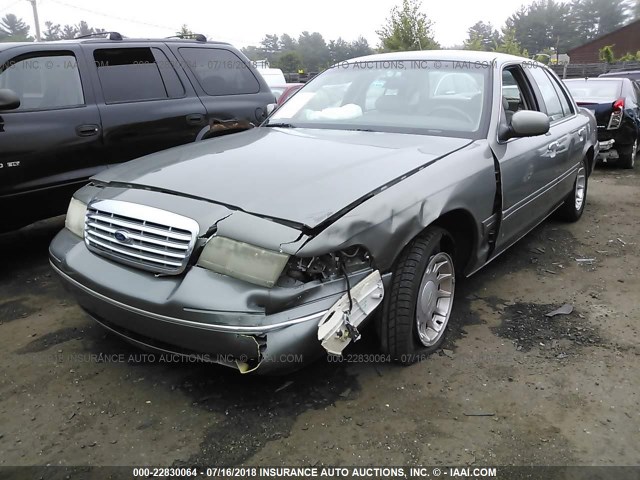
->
{"left": 257, "top": 67, "right": 287, "bottom": 88}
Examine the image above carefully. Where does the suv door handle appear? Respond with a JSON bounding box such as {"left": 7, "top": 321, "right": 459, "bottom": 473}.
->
{"left": 186, "top": 114, "right": 206, "bottom": 126}
{"left": 547, "top": 141, "right": 558, "bottom": 151}
{"left": 76, "top": 124, "right": 100, "bottom": 137}
{"left": 577, "top": 127, "right": 586, "bottom": 139}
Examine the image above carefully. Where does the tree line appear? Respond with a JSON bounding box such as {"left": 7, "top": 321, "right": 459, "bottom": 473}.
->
{"left": 0, "top": 14, "right": 105, "bottom": 41}
{"left": 2, "top": 0, "right": 639, "bottom": 70}
{"left": 241, "top": 0, "right": 639, "bottom": 70}
{"left": 463, "top": 0, "right": 638, "bottom": 60}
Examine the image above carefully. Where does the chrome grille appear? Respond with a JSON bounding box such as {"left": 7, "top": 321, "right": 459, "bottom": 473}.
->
{"left": 84, "top": 199, "right": 199, "bottom": 275}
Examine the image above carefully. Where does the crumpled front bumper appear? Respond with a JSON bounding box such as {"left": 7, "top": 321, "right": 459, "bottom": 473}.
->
{"left": 49, "top": 228, "right": 372, "bottom": 374}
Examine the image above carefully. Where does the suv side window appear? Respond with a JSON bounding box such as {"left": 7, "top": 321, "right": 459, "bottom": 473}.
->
{"left": 622, "top": 80, "right": 638, "bottom": 109}
{"left": 178, "top": 48, "right": 259, "bottom": 96}
{"left": 151, "top": 48, "right": 185, "bottom": 98}
{"left": 528, "top": 66, "right": 565, "bottom": 122}
{"left": 94, "top": 48, "right": 171, "bottom": 103}
{"left": 634, "top": 82, "right": 640, "bottom": 104}
{"left": 0, "top": 53, "right": 84, "bottom": 111}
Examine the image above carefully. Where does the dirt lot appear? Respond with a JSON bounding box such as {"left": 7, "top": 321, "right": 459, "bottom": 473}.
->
{"left": 0, "top": 166, "right": 638, "bottom": 475}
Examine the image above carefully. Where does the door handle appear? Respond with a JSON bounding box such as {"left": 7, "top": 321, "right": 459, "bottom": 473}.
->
{"left": 186, "top": 114, "right": 206, "bottom": 126}
{"left": 76, "top": 124, "right": 100, "bottom": 137}
{"left": 577, "top": 127, "right": 586, "bottom": 139}
{"left": 547, "top": 141, "right": 558, "bottom": 151}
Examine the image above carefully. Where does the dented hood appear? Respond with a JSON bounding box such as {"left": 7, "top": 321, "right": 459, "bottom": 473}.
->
{"left": 94, "top": 127, "right": 472, "bottom": 229}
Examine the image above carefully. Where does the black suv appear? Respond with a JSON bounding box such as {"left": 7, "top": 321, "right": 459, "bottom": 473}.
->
{"left": 0, "top": 34, "right": 275, "bottom": 232}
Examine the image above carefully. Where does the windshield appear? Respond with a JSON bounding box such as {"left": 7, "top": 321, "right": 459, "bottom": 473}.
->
{"left": 265, "top": 60, "right": 491, "bottom": 138}
{"left": 564, "top": 80, "right": 622, "bottom": 102}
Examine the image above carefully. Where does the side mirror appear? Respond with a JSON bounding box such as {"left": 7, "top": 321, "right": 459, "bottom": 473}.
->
{"left": 501, "top": 110, "right": 550, "bottom": 140}
{"left": 266, "top": 103, "right": 277, "bottom": 115}
{"left": 0, "top": 89, "right": 20, "bottom": 111}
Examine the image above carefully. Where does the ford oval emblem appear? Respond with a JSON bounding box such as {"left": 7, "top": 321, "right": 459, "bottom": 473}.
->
{"left": 114, "top": 229, "right": 131, "bottom": 244}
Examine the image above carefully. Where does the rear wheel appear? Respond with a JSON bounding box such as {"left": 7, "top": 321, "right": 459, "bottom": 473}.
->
{"left": 556, "top": 157, "right": 588, "bottom": 222}
{"left": 619, "top": 138, "right": 637, "bottom": 169}
{"left": 380, "top": 226, "right": 456, "bottom": 364}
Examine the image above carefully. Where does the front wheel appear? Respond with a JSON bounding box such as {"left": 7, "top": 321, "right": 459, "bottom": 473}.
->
{"left": 379, "top": 226, "right": 456, "bottom": 364}
{"left": 556, "top": 158, "right": 588, "bottom": 222}
{"left": 619, "top": 138, "right": 637, "bottom": 169}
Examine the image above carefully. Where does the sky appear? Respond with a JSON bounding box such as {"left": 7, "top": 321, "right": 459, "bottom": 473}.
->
{"left": 1, "top": 0, "right": 531, "bottom": 48}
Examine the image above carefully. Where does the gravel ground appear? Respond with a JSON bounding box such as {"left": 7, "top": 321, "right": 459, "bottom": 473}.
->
{"left": 0, "top": 165, "right": 638, "bottom": 475}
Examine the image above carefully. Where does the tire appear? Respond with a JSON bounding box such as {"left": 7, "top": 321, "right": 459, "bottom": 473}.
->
{"left": 556, "top": 157, "right": 588, "bottom": 222}
{"left": 380, "top": 226, "right": 456, "bottom": 364}
{"left": 619, "top": 138, "right": 637, "bottom": 169}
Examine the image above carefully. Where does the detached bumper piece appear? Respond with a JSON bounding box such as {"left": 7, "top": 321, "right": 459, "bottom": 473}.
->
{"left": 599, "top": 139, "right": 615, "bottom": 151}
{"left": 597, "top": 139, "right": 619, "bottom": 162}
{"left": 317, "top": 270, "right": 384, "bottom": 355}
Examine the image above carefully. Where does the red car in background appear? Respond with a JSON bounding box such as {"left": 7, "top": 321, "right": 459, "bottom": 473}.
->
{"left": 271, "top": 83, "right": 304, "bottom": 105}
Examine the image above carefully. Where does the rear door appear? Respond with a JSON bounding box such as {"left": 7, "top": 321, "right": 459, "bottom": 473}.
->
{"left": 0, "top": 44, "right": 102, "bottom": 203}
{"left": 169, "top": 44, "right": 275, "bottom": 133}
{"left": 81, "top": 43, "right": 208, "bottom": 163}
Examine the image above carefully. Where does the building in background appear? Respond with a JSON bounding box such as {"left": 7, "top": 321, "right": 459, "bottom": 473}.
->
{"left": 567, "top": 19, "right": 640, "bottom": 64}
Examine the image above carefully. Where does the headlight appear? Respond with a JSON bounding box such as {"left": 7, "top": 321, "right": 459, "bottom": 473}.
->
{"left": 65, "top": 198, "right": 87, "bottom": 238}
{"left": 197, "top": 236, "right": 289, "bottom": 288}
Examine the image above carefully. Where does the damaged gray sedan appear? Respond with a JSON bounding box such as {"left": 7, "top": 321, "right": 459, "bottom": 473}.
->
{"left": 49, "top": 51, "right": 597, "bottom": 374}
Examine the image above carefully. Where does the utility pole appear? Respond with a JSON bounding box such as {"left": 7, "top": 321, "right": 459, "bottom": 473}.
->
{"left": 27, "top": 0, "right": 41, "bottom": 41}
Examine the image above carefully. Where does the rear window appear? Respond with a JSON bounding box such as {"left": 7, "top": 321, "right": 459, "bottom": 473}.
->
{"left": 564, "top": 80, "right": 622, "bottom": 102}
{"left": 178, "top": 47, "right": 260, "bottom": 96}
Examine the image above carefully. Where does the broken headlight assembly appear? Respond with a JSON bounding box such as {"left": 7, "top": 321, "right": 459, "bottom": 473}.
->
{"left": 196, "top": 236, "right": 290, "bottom": 288}
{"left": 277, "top": 246, "right": 373, "bottom": 287}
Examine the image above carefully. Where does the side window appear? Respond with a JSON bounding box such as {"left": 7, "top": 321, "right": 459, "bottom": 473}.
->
{"left": 94, "top": 48, "right": 169, "bottom": 103}
{"left": 0, "top": 53, "right": 84, "bottom": 111}
{"left": 151, "top": 48, "right": 185, "bottom": 98}
{"left": 528, "top": 66, "right": 565, "bottom": 122}
{"left": 178, "top": 48, "right": 259, "bottom": 96}
{"left": 545, "top": 70, "right": 574, "bottom": 116}
{"left": 622, "top": 81, "right": 638, "bottom": 108}
{"left": 501, "top": 66, "right": 536, "bottom": 122}
{"left": 633, "top": 82, "right": 640, "bottom": 106}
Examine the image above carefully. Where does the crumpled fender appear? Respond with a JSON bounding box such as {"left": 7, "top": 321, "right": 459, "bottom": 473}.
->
{"left": 296, "top": 141, "right": 497, "bottom": 273}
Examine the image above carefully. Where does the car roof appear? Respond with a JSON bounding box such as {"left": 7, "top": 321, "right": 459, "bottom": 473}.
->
{"left": 600, "top": 70, "right": 640, "bottom": 76}
{"left": 564, "top": 77, "right": 625, "bottom": 82}
{"left": 344, "top": 49, "right": 537, "bottom": 67}
{"left": 0, "top": 37, "right": 231, "bottom": 52}
{"left": 0, "top": 42, "right": 24, "bottom": 51}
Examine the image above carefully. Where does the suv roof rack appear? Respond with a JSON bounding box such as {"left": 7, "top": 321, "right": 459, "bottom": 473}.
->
{"left": 75, "top": 31, "right": 123, "bottom": 41}
{"left": 166, "top": 33, "right": 207, "bottom": 42}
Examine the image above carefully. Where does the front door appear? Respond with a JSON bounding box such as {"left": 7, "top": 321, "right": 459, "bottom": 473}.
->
{"left": 0, "top": 45, "right": 103, "bottom": 228}
{"left": 491, "top": 64, "right": 575, "bottom": 255}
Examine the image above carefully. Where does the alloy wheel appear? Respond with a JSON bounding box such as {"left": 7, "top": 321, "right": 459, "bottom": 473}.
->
{"left": 575, "top": 165, "right": 587, "bottom": 211}
{"left": 415, "top": 252, "right": 455, "bottom": 347}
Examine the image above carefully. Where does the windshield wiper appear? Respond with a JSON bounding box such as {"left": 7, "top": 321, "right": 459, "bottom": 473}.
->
{"left": 264, "top": 122, "right": 297, "bottom": 128}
